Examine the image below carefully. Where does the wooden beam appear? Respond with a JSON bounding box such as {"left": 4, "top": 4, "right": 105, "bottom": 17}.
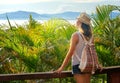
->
{"left": 0, "top": 66, "right": 120, "bottom": 81}
{"left": 0, "top": 71, "right": 73, "bottom": 81}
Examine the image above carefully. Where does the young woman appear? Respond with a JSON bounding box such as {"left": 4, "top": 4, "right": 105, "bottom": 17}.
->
{"left": 54, "top": 12, "right": 92, "bottom": 83}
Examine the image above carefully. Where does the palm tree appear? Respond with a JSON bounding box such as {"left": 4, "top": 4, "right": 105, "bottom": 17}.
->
{"left": 0, "top": 15, "right": 41, "bottom": 73}
{"left": 92, "top": 5, "right": 120, "bottom": 66}
{"left": 36, "top": 18, "right": 76, "bottom": 72}
{"left": 0, "top": 16, "right": 76, "bottom": 75}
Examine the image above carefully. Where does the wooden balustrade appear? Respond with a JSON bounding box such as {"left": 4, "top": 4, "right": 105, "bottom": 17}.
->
{"left": 0, "top": 66, "right": 120, "bottom": 83}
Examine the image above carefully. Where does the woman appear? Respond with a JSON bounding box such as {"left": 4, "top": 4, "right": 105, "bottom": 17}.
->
{"left": 54, "top": 12, "right": 92, "bottom": 83}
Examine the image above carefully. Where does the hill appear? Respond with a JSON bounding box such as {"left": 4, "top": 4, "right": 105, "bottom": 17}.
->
{"left": 0, "top": 11, "right": 80, "bottom": 20}
{"left": 0, "top": 11, "right": 119, "bottom": 20}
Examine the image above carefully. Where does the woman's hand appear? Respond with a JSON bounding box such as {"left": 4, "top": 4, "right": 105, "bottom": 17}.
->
{"left": 54, "top": 67, "right": 63, "bottom": 73}
{"left": 54, "top": 32, "right": 78, "bottom": 74}
{"left": 98, "top": 64, "right": 103, "bottom": 72}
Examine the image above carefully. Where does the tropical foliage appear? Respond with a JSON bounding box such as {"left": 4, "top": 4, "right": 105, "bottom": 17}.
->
{"left": 92, "top": 5, "right": 120, "bottom": 66}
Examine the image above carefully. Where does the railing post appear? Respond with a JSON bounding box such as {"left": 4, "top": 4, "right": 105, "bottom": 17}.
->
{"left": 107, "top": 73, "right": 110, "bottom": 83}
{"left": 107, "top": 71, "right": 120, "bottom": 83}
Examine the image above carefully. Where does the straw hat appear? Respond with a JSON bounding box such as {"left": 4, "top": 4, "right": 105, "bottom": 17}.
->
{"left": 77, "top": 12, "right": 91, "bottom": 25}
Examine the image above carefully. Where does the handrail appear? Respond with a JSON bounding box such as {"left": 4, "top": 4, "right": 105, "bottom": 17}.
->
{"left": 0, "top": 66, "right": 120, "bottom": 82}
{"left": 0, "top": 71, "right": 72, "bottom": 81}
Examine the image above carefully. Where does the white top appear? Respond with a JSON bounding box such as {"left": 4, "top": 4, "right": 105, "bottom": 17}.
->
{"left": 71, "top": 31, "right": 85, "bottom": 66}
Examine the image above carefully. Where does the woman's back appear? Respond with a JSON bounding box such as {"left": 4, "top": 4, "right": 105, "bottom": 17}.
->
{"left": 72, "top": 31, "right": 84, "bottom": 66}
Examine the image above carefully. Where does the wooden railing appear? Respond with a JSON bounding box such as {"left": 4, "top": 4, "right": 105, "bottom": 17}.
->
{"left": 0, "top": 66, "right": 120, "bottom": 83}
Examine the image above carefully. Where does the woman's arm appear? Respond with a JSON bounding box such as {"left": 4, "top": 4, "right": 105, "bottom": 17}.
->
{"left": 54, "top": 33, "right": 79, "bottom": 73}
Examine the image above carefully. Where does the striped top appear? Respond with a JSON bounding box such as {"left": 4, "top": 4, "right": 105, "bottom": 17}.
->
{"left": 71, "top": 31, "right": 85, "bottom": 66}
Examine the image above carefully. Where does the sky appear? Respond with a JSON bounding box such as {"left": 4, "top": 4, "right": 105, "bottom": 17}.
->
{"left": 0, "top": 0, "right": 120, "bottom": 14}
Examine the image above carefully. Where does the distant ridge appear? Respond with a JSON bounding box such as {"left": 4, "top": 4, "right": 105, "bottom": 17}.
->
{"left": 0, "top": 11, "right": 42, "bottom": 20}
{"left": 0, "top": 11, "right": 80, "bottom": 20}
{"left": 0, "top": 11, "right": 119, "bottom": 20}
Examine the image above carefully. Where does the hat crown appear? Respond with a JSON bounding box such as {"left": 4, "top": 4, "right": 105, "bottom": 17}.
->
{"left": 77, "top": 12, "right": 91, "bottom": 25}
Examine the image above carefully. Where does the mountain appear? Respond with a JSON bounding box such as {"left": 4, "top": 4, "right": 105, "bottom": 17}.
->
{"left": 0, "top": 11, "right": 119, "bottom": 20}
{"left": 0, "top": 11, "right": 80, "bottom": 20}
{"left": 44, "top": 11, "right": 80, "bottom": 19}
{"left": 0, "top": 11, "right": 40, "bottom": 20}
{"left": 109, "top": 11, "right": 120, "bottom": 19}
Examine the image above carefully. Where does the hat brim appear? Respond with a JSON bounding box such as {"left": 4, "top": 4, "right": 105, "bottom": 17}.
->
{"left": 77, "top": 17, "right": 90, "bottom": 25}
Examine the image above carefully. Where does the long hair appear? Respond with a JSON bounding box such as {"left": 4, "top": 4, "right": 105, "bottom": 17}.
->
{"left": 81, "top": 23, "right": 92, "bottom": 41}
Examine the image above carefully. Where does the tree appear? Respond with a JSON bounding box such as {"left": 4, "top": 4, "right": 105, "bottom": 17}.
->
{"left": 92, "top": 5, "right": 120, "bottom": 66}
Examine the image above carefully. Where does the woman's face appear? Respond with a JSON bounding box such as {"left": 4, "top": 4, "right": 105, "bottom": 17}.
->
{"left": 76, "top": 19, "right": 84, "bottom": 33}
{"left": 76, "top": 19, "right": 81, "bottom": 27}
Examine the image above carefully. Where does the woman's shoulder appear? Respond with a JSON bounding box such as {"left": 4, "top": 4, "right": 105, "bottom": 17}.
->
{"left": 72, "top": 31, "right": 81, "bottom": 37}
{"left": 72, "top": 31, "right": 79, "bottom": 36}
{"left": 71, "top": 31, "right": 80, "bottom": 40}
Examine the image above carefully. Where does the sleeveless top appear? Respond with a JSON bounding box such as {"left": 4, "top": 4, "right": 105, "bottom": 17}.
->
{"left": 71, "top": 31, "right": 85, "bottom": 66}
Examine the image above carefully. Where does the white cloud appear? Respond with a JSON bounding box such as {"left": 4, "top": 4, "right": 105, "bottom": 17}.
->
{"left": 0, "top": 0, "right": 55, "bottom": 4}
{"left": 0, "top": 0, "right": 119, "bottom": 14}
{"left": 0, "top": 0, "right": 119, "bottom": 4}
{"left": 73, "top": 0, "right": 120, "bottom": 3}
{"left": 70, "top": 0, "right": 108, "bottom": 3}
{"left": 54, "top": 5, "right": 75, "bottom": 13}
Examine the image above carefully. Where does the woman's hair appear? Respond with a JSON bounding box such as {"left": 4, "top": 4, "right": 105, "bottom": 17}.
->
{"left": 81, "top": 23, "right": 92, "bottom": 40}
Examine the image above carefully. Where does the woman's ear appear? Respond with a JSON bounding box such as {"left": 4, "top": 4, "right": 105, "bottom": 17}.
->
{"left": 76, "top": 19, "right": 81, "bottom": 27}
{"left": 79, "top": 26, "right": 84, "bottom": 33}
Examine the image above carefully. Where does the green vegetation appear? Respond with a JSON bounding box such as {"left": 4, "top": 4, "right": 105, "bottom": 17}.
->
{"left": 92, "top": 5, "right": 120, "bottom": 66}
{"left": 0, "top": 5, "right": 120, "bottom": 83}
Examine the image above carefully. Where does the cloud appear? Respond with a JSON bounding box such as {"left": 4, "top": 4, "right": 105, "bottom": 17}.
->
{"left": 0, "top": 0, "right": 55, "bottom": 4}
{"left": 0, "top": 0, "right": 119, "bottom": 14}
{"left": 72, "top": 0, "right": 105, "bottom": 3}
{"left": 54, "top": 5, "right": 75, "bottom": 13}
{"left": 73, "top": 0, "right": 120, "bottom": 3}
